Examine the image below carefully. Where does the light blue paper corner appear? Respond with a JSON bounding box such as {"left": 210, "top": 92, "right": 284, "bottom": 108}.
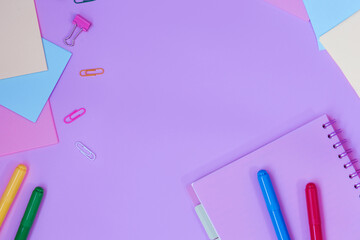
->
{"left": 303, "top": 0, "right": 360, "bottom": 50}
{"left": 0, "top": 39, "right": 72, "bottom": 122}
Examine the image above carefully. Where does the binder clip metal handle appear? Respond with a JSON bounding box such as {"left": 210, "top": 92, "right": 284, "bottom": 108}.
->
{"left": 64, "top": 24, "right": 82, "bottom": 46}
{"left": 64, "top": 15, "right": 91, "bottom": 47}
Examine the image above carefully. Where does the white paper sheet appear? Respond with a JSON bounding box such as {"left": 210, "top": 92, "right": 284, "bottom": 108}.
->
{"left": 0, "top": 0, "right": 47, "bottom": 80}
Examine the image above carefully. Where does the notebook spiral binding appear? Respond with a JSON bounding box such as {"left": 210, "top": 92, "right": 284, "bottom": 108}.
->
{"left": 322, "top": 120, "right": 360, "bottom": 189}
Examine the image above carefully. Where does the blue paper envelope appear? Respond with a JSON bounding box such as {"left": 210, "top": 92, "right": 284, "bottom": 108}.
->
{"left": 303, "top": 0, "right": 360, "bottom": 50}
{"left": 0, "top": 39, "right": 71, "bottom": 122}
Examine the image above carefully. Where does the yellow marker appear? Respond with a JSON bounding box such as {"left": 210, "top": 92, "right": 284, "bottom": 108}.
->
{"left": 0, "top": 164, "right": 27, "bottom": 227}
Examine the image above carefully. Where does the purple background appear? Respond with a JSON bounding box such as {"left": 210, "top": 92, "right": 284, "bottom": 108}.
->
{"left": 1, "top": 0, "right": 360, "bottom": 239}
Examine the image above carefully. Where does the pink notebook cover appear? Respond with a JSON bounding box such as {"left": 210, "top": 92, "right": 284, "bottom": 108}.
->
{"left": 192, "top": 115, "right": 360, "bottom": 239}
{"left": 0, "top": 101, "right": 58, "bottom": 157}
{"left": 264, "top": 0, "right": 309, "bottom": 21}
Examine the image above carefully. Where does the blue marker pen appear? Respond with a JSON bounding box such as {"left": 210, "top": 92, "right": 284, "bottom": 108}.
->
{"left": 257, "top": 170, "right": 291, "bottom": 240}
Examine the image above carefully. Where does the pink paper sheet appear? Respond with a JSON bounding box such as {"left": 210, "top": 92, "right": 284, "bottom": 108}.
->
{"left": 0, "top": 101, "right": 58, "bottom": 157}
{"left": 192, "top": 115, "right": 360, "bottom": 239}
{"left": 264, "top": 0, "right": 309, "bottom": 21}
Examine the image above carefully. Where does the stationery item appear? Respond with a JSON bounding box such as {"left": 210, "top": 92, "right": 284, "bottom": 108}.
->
{"left": 75, "top": 142, "right": 96, "bottom": 161}
{"left": 80, "top": 68, "right": 104, "bottom": 77}
{"left": 64, "top": 15, "right": 92, "bottom": 47}
{"left": 263, "top": 0, "right": 309, "bottom": 21}
{"left": 64, "top": 108, "right": 86, "bottom": 124}
{"left": 191, "top": 115, "right": 360, "bottom": 239}
{"left": 302, "top": 0, "right": 360, "bottom": 50}
{"left": 320, "top": 11, "right": 360, "bottom": 98}
{"left": 0, "top": 0, "right": 47, "bottom": 80}
{"left": 0, "top": 165, "right": 27, "bottom": 227}
{"left": 257, "top": 170, "right": 290, "bottom": 240}
{"left": 15, "top": 187, "right": 44, "bottom": 240}
{"left": 74, "top": 0, "right": 96, "bottom": 3}
{"left": 306, "top": 183, "right": 323, "bottom": 240}
{"left": 0, "top": 102, "right": 58, "bottom": 157}
{"left": 0, "top": 39, "right": 72, "bottom": 122}
{"left": 194, "top": 205, "right": 219, "bottom": 240}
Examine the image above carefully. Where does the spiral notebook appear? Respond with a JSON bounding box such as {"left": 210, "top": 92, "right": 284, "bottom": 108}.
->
{"left": 191, "top": 115, "right": 360, "bottom": 239}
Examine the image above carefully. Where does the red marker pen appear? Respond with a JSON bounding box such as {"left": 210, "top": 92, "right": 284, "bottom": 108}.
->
{"left": 306, "top": 183, "right": 323, "bottom": 240}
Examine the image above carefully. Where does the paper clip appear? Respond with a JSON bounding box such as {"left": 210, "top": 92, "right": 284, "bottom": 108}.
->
{"left": 74, "top": 0, "right": 95, "bottom": 4}
{"left": 64, "top": 15, "right": 91, "bottom": 47}
{"left": 75, "top": 142, "right": 96, "bottom": 161}
{"left": 80, "top": 68, "right": 104, "bottom": 77}
{"left": 64, "top": 108, "right": 86, "bottom": 124}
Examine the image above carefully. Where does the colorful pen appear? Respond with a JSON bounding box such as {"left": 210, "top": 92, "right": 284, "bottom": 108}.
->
{"left": 0, "top": 164, "right": 27, "bottom": 227}
{"left": 257, "top": 170, "right": 291, "bottom": 240}
{"left": 306, "top": 183, "right": 323, "bottom": 240}
{"left": 15, "top": 187, "right": 44, "bottom": 240}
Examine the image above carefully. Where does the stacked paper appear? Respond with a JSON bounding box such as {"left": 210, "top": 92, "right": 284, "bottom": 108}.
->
{"left": 264, "top": 0, "right": 309, "bottom": 21}
{"left": 0, "top": 0, "right": 71, "bottom": 156}
{"left": 296, "top": 0, "right": 360, "bottom": 97}
{"left": 0, "top": 0, "right": 47, "bottom": 79}
{"left": 320, "top": 11, "right": 360, "bottom": 97}
{"left": 302, "top": 0, "right": 360, "bottom": 50}
{"left": 0, "top": 40, "right": 72, "bottom": 122}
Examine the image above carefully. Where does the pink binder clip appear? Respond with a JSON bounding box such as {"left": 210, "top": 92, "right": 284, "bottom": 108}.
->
{"left": 64, "top": 15, "right": 91, "bottom": 46}
{"left": 64, "top": 108, "right": 86, "bottom": 124}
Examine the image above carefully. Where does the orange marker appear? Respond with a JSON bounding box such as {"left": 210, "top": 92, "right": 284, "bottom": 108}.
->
{"left": 0, "top": 164, "right": 27, "bottom": 227}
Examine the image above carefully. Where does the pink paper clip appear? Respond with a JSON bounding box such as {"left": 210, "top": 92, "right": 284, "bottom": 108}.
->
{"left": 64, "top": 15, "right": 92, "bottom": 46}
{"left": 64, "top": 108, "right": 86, "bottom": 124}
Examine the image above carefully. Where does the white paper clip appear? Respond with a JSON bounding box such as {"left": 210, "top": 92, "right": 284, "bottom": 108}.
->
{"left": 75, "top": 141, "right": 96, "bottom": 161}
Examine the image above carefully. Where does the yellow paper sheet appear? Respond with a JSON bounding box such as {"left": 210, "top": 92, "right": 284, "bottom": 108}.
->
{"left": 0, "top": 0, "right": 47, "bottom": 80}
{"left": 320, "top": 10, "right": 360, "bottom": 97}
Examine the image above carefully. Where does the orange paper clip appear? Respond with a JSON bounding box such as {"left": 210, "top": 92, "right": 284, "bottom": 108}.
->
{"left": 80, "top": 68, "right": 104, "bottom": 77}
{"left": 64, "top": 108, "right": 86, "bottom": 124}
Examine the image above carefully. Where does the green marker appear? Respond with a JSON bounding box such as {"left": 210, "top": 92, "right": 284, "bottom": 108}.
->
{"left": 15, "top": 187, "right": 44, "bottom": 240}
